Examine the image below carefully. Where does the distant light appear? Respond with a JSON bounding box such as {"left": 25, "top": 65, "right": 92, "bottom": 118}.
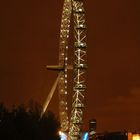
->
{"left": 82, "top": 132, "right": 89, "bottom": 140}
{"left": 59, "top": 131, "right": 67, "bottom": 140}
{"left": 132, "top": 134, "right": 140, "bottom": 140}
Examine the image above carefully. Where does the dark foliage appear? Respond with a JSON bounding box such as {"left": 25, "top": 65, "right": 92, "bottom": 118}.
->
{"left": 0, "top": 102, "right": 60, "bottom": 140}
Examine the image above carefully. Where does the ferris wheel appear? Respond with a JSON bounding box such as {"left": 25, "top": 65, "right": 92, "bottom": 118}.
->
{"left": 41, "top": 0, "right": 87, "bottom": 140}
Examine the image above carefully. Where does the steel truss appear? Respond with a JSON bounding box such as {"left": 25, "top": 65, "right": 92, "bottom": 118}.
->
{"left": 69, "top": 0, "right": 87, "bottom": 140}
{"left": 41, "top": 0, "right": 87, "bottom": 139}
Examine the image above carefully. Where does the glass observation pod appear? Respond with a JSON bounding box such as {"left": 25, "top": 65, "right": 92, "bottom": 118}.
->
{"left": 74, "top": 84, "right": 86, "bottom": 91}
{"left": 76, "top": 24, "right": 86, "bottom": 30}
{"left": 72, "top": 103, "right": 85, "bottom": 108}
{"left": 76, "top": 63, "right": 87, "bottom": 69}
{"left": 75, "top": 42, "right": 87, "bottom": 48}
{"left": 74, "top": 8, "right": 85, "bottom": 13}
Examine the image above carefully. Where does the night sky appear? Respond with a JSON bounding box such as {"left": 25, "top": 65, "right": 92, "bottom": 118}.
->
{"left": 0, "top": 0, "right": 140, "bottom": 132}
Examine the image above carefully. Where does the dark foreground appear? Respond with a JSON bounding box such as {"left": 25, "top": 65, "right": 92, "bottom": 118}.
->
{"left": 0, "top": 102, "right": 60, "bottom": 140}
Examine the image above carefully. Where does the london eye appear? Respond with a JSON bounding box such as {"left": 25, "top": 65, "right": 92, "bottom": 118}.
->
{"left": 41, "top": 0, "right": 87, "bottom": 140}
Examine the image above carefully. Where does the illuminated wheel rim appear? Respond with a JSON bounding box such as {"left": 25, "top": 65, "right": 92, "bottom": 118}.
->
{"left": 58, "top": 0, "right": 87, "bottom": 140}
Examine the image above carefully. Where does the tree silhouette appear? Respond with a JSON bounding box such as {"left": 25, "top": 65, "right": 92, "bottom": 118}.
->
{"left": 0, "top": 102, "right": 60, "bottom": 140}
